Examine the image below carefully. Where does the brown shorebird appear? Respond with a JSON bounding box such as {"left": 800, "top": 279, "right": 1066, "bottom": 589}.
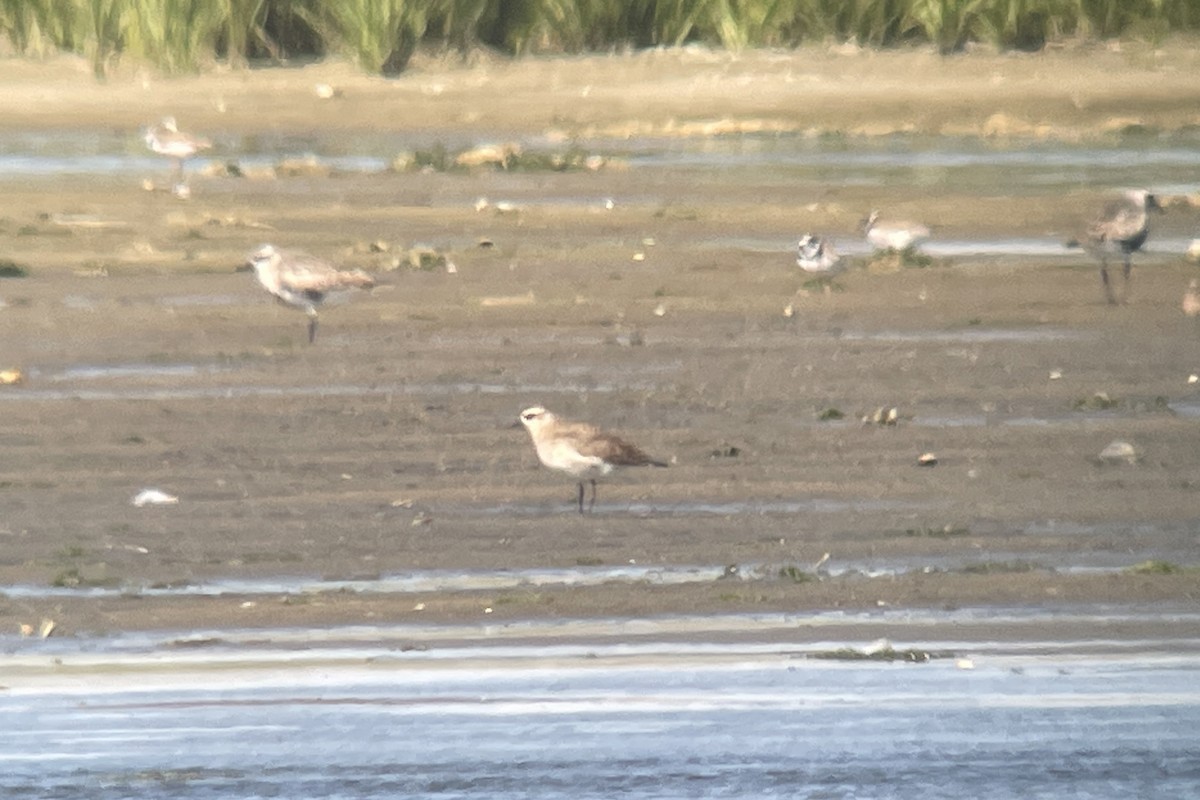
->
{"left": 1183, "top": 280, "right": 1200, "bottom": 318}
{"left": 862, "top": 210, "right": 930, "bottom": 253}
{"left": 518, "top": 406, "right": 668, "bottom": 514}
{"left": 1070, "top": 189, "right": 1163, "bottom": 305}
{"left": 796, "top": 234, "right": 843, "bottom": 276}
{"left": 245, "top": 245, "right": 375, "bottom": 343}
{"left": 144, "top": 117, "right": 211, "bottom": 186}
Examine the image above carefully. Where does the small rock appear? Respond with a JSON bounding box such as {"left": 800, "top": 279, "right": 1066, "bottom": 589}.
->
{"left": 0, "top": 368, "right": 24, "bottom": 385}
{"left": 866, "top": 407, "right": 900, "bottom": 426}
{"left": 276, "top": 155, "right": 332, "bottom": 178}
{"left": 1099, "top": 440, "right": 1138, "bottom": 465}
{"left": 456, "top": 142, "right": 520, "bottom": 169}
{"left": 917, "top": 452, "right": 938, "bottom": 467}
{"left": 1187, "top": 239, "right": 1200, "bottom": 263}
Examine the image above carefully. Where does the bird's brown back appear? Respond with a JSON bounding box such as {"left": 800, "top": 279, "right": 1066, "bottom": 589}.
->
{"left": 561, "top": 422, "right": 667, "bottom": 467}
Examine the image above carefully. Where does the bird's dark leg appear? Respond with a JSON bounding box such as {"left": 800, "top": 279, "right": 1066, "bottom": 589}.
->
{"left": 1121, "top": 253, "right": 1133, "bottom": 304}
{"left": 588, "top": 479, "right": 598, "bottom": 513}
{"left": 172, "top": 158, "right": 184, "bottom": 186}
{"left": 576, "top": 482, "right": 586, "bottom": 514}
{"left": 1100, "top": 257, "right": 1117, "bottom": 305}
{"left": 307, "top": 313, "right": 319, "bottom": 344}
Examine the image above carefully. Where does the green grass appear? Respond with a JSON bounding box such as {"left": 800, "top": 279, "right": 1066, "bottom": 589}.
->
{"left": 778, "top": 564, "right": 815, "bottom": 583}
{"left": 4, "top": 0, "right": 1200, "bottom": 75}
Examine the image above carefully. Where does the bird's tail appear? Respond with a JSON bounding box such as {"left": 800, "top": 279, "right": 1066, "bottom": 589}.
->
{"left": 340, "top": 269, "right": 376, "bottom": 288}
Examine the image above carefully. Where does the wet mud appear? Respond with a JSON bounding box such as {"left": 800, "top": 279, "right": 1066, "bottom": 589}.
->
{"left": 1, "top": 47, "right": 1199, "bottom": 638}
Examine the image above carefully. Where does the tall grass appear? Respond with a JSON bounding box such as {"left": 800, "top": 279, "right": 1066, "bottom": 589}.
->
{"left": 300, "top": 0, "right": 435, "bottom": 74}
{"left": 2, "top": 0, "right": 1199, "bottom": 76}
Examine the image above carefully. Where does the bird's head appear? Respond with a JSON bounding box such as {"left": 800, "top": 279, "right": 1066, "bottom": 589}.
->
{"left": 241, "top": 244, "right": 278, "bottom": 274}
{"left": 1127, "top": 189, "right": 1164, "bottom": 213}
{"left": 519, "top": 406, "right": 552, "bottom": 433}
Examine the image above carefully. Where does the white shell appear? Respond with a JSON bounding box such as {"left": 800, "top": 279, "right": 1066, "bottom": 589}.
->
{"left": 132, "top": 488, "right": 179, "bottom": 507}
{"left": 1099, "top": 440, "right": 1138, "bottom": 464}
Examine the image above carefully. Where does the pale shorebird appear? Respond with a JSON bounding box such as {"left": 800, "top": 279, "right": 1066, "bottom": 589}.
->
{"left": 1183, "top": 280, "right": 1200, "bottom": 318}
{"left": 245, "top": 244, "right": 375, "bottom": 343}
{"left": 796, "top": 234, "right": 843, "bottom": 275}
{"left": 518, "top": 406, "right": 668, "bottom": 514}
{"left": 143, "top": 117, "right": 211, "bottom": 186}
{"left": 1068, "top": 189, "right": 1163, "bottom": 305}
{"left": 862, "top": 210, "right": 930, "bottom": 252}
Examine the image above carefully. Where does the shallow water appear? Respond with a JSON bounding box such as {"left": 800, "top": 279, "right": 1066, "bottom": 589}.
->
{"left": 5, "top": 129, "right": 1200, "bottom": 199}
{"left": 3, "top": 612, "right": 1199, "bottom": 799}
{"left": 0, "top": 544, "right": 1178, "bottom": 602}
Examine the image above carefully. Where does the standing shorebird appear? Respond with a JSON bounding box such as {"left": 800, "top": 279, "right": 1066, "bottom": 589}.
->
{"left": 1183, "top": 280, "right": 1200, "bottom": 318}
{"left": 144, "top": 117, "right": 211, "bottom": 187}
{"left": 1069, "top": 189, "right": 1163, "bottom": 305}
{"left": 796, "top": 234, "right": 843, "bottom": 275}
{"left": 245, "top": 244, "right": 375, "bottom": 343}
{"left": 862, "top": 210, "right": 931, "bottom": 253}
{"left": 518, "top": 406, "right": 668, "bottom": 514}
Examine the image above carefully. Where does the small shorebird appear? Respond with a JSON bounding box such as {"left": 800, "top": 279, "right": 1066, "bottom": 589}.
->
{"left": 144, "top": 117, "right": 211, "bottom": 186}
{"left": 1068, "top": 189, "right": 1162, "bottom": 305}
{"left": 1183, "top": 280, "right": 1200, "bottom": 318}
{"left": 796, "top": 234, "right": 843, "bottom": 275}
{"left": 518, "top": 406, "right": 668, "bottom": 514}
{"left": 862, "top": 210, "right": 930, "bottom": 252}
{"left": 245, "top": 244, "right": 375, "bottom": 343}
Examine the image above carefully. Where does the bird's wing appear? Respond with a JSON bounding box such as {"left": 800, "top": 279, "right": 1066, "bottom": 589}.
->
{"left": 1089, "top": 200, "right": 1144, "bottom": 242}
{"left": 277, "top": 253, "right": 366, "bottom": 292}
{"left": 575, "top": 427, "right": 661, "bottom": 466}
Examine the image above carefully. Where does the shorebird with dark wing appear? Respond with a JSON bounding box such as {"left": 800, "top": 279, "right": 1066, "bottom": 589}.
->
{"left": 796, "top": 234, "right": 843, "bottom": 276}
{"left": 1068, "top": 189, "right": 1163, "bottom": 305}
{"left": 144, "top": 116, "right": 211, "bottom": 186}
{"left": 245, "top": 245, "right": 375, "bottom": 343}
{"left": 519, "top": 406, "right": 668, "bottom": 514}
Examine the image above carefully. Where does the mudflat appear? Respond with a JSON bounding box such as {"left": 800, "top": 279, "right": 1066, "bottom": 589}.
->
{"left": 1, "top": 44, "right": 1198, "bottom": 638}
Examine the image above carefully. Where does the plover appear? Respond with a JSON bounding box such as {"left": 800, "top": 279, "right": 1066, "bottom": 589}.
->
{"left": 796, "top": 234, "right": 843, "bottom": 275}
{"left": 245, "top": 244, "right": 375, "bottom": 343}
{"left": 1183, "top": 280, "right": 1200, "bottom": 318}
{"left": 1070, "top": 189, "right": 1162, "bottom": 305}
{"left": 144, "top": 117, "right": 211, "bottom": 186}
{"left": 862, "top": 210, "right": 930, "bottom": 252}
{"left": 518, "top": 406, "right": 668, "bottom": 514}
